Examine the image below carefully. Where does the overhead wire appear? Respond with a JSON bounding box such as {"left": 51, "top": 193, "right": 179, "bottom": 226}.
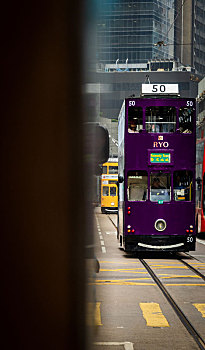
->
{"left": 165, "top": 0, "right": 188, "bottom": 38}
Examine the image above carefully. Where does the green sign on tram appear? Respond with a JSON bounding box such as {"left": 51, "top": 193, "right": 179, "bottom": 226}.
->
{"left": 150, "top": 153, "right": 171, "bottom": 164}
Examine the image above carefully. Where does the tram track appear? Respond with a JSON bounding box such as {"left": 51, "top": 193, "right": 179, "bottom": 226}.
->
{"left": 107, "top": 214, "right": 117, "bottom": 229}
{"left": 140, "top": 258, "right": 205, "bottom": 350}
{"left": 106, "top": 214, "right": 205, "bottom": 349}
{"left": 178, "top": 255, "right": 205, "bottom": 282}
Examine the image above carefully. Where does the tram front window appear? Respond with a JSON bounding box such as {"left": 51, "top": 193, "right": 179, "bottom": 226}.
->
{"left": 110, "top": 187, "right": 117, "bottom": 196}
{"left": 127, "top": 171, "right": 148, "bottom": 201}
{"left": 150, "top": 173, "right": 171, "bottom": 202}
{"left": 173, "top": 170, "right": 193, "bottom": 201}
{"left": 103, "top": 186, "right": 109, "bottom": 196}
{"left": 146, "top": 106, "right": 176, "bottom": 133}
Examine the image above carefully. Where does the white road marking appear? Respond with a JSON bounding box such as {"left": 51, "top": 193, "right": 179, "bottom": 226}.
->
{"left": 105, "top": 231, "right": 117, "bottom": 235}
{"left": 196, "top": 238, "right": 205, "bottom": 246}
{"left": 94, "top": 342, "right": 134, "bottom": 350}
{"left": 191, "top": 255, "right": 205, "bottom": 257}
{"left": 95, "top": 214, "right": 106, "bottom": 253}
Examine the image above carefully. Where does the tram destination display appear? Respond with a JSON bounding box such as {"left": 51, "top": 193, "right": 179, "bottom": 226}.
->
{"left": 150, "top": 152, "right": 171, "bottom": 164}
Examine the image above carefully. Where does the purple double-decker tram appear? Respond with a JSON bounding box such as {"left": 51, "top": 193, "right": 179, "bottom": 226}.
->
{"left": 118, "top": 84, "right": 196, "bottom": 252}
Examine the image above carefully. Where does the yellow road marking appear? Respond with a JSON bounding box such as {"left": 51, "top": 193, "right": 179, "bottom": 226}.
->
{"left": 100, "top": 268, "right": 145, "bottom": 271}
{"left": 150, "top": 266, "right": 188, "bottom": 269}
{"left": 165, "top": 283, "right": 205, "bottom": 286}
{"left": 149, "top": 264, "right": 181, "bottom": 266}
{"left": 89, "top": 282, "right": 205, "bottom": 286}
{"left": 100, "top": 271, "right": 201, "bottom": 281}
{"left": 96, "top": 278, "right": 152, "bottom": 282}
{"left": 87, "top": 302, "right": 103, "bottom": 326}
{"left": 139, "top": 303, "right": 169, "bottom": 327}
{"left": 100, "top": 261, "right": 140, "bottom": 264}
{"left": 89, "top": 282, "right": 156, "bottom": 286}
{"left": 99, "top": 268, "right": 189, "bottom": 274}
{"left": 193, "top": 304, "right": 205, "bottom": 318}
{"left": 95, "top": 302, "right": 103, "bottom": 326}
{"left": 96, "top": 275, "right": 200, "bottom": 282}
{"left": 161, "top": 275, "right": 201, "bottom": 279}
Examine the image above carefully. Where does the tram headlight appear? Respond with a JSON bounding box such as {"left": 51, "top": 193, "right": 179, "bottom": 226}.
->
{"left": 155, "top": 219, "right": 166, "bottom": 232}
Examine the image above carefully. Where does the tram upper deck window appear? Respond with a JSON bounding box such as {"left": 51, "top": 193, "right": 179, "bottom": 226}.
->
{"left": 145, "top": 106, "right": 176, "bottom": 133}
{"left": 102, "top": 165, "right": 108, "bottom": 174}
{"left": 127, "top": 171, "right": 147, "bottom": 201}
{"left": 173, "top": 170, "right": 193, "bottom": 201}
{"left": 128, "top": 107, "right": 143, "bottom": 133}
{"left": 150, "top": 172, "right": 171, "bottom": 202}
{"left": 179, "top": 107, "right": 194, "bottom": 133}
{"left": 109, "top": 166, "right": 118, "bottom": 174}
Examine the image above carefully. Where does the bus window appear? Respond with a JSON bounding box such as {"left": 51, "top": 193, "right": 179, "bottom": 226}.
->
{"left": 128, "top": 107, "right": 143, "bottom": 133}
{"left": 103, "top": 186, "right": 109, "bottom": 196}
{"left": 110, "top": 187, "right": 117, "bottom": 196}
{"left": 102, "top": 165, "right": 108, "bottom": 174}
{"left": 127, "top": 171, "right": 147, "bottom": 201}
{"left": 173, "top": 170, "right": 193, "bottom": 201}
{"left": 179, "top": 107, "right": 194, "bottom": 133}
{"left": 145, "top": 106, "right": 176, "bottom": 133}
{"left": 109, "top": 166, "right": 118, "bottom": 174}
{"left": 150, "top": 173, "right": 171, "bottom": 202}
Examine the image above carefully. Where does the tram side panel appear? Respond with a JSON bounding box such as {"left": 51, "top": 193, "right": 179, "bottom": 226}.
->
{"left": 118, "top": 101, "right": 125, "bottom": 242}
{"left": 196, "top": 133, "right": 205, "bottom": 235}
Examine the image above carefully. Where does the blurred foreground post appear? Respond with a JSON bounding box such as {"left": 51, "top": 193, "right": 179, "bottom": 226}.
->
{"left": 0, "top": 1, "right": 88, "bottom": 349}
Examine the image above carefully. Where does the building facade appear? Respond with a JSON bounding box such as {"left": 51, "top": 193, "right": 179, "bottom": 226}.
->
{"left": 97, "top": 0, "right": 175, "bottom": 65}
{"left": 198, "top": 76, "right": 205, "bottom": 123}
{"left": 96, "top": 69, "right": 201, "bottom": 120}
{"left": 172, "top": 0, "right": 205, "bottom": 75}
{"left": 97, "top": 0, "right": 205, "bottom": 75}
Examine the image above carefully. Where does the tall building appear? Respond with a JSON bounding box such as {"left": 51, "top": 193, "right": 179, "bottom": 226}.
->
{"left": 97, "top": 0, "right": 175, "bottom": 65}
{"left": 97, "top": 0, "right": 205, "bottom": 75}
{"left": 168, "top": 0, "right": 205, "bottom": 75}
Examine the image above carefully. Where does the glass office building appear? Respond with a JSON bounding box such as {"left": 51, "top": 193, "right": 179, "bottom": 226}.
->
{"left": 97, "top": 0, "right": 175, "bottom": 64}
{"left": 194, "top": 0, "right": 205, "bottom": 74}
{"left": 175, "top": 0, "right": 205, "bottom": 75}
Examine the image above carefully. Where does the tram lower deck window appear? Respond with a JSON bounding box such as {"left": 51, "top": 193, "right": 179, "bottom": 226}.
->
{"left": 173, "top": 170, "right": 193, "bottom": 201}
{"left": 127, "top": 171, "right": 148, "bottom": 201}
{"left": 110, "top": 187, "right": 117, "bottom": 196}
{"left": 150, "top": 173, "right": 171, "bottom": 202}
{"left": 103, "top": 186, "right": 109, "bottom": 196}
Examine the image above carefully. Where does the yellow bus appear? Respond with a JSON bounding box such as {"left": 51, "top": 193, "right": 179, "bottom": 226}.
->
{"left": 101, "top": 158, "right": 118, "bottom": 213}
